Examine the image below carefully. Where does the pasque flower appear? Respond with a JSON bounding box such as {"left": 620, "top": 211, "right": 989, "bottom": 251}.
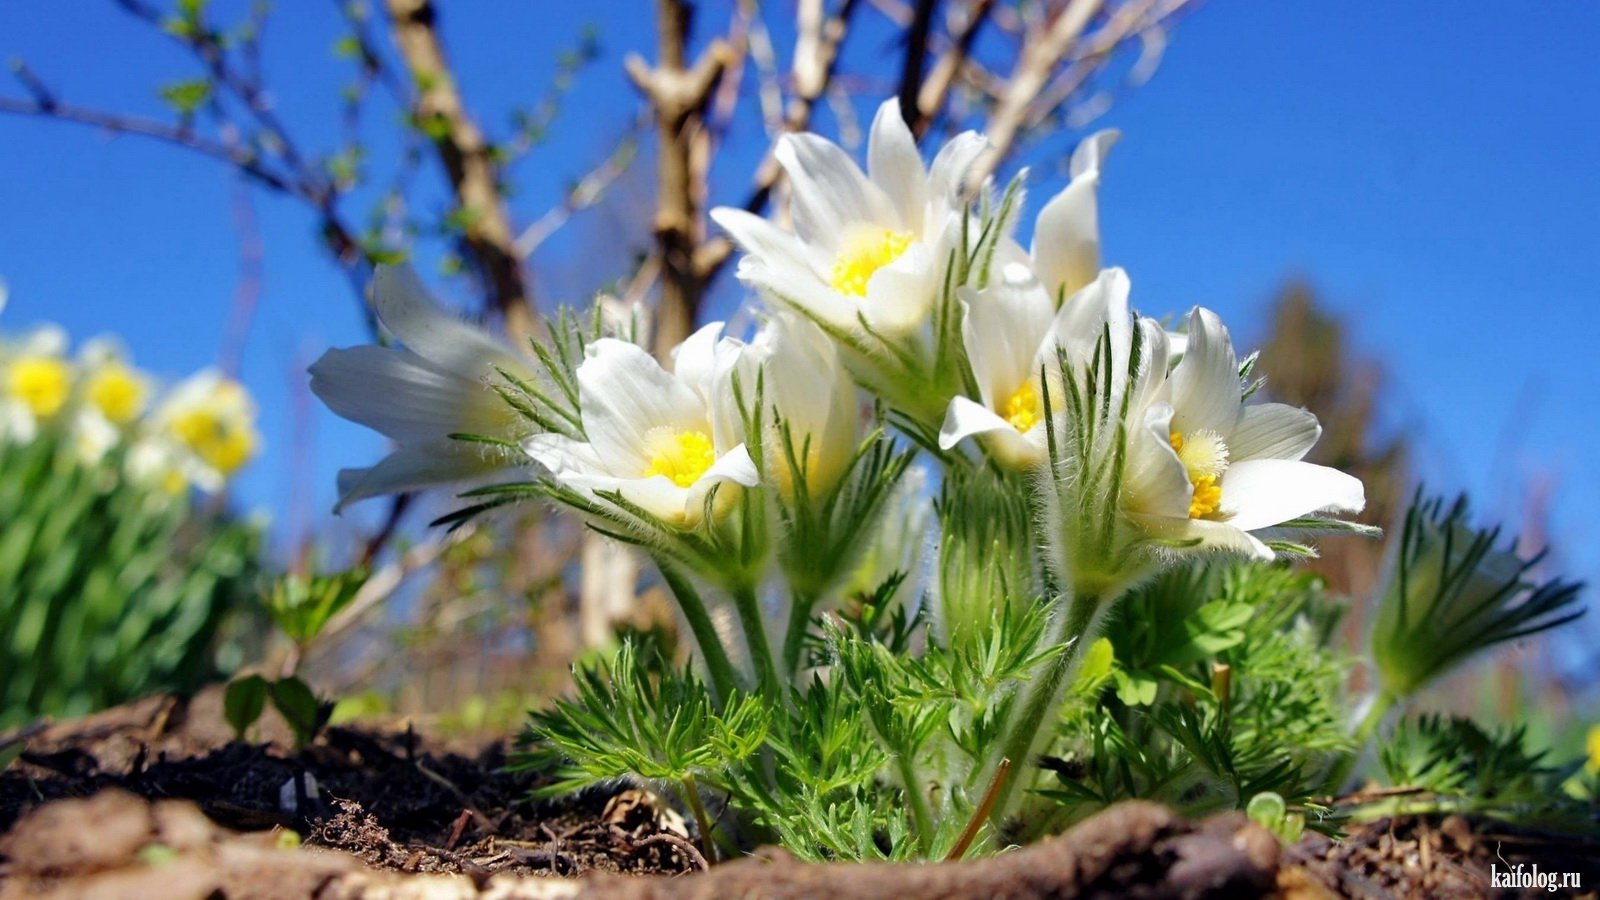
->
{"left": 524, "top": 324, "right": 759, "bottom": 528}
{"left": 310, "top": 266, "right": 535, "bottom": 510}
{"left": 720, "top": 312, "right": 860, "bottom": 501}
{"left": 1122, "top": 307, "right": 1366, "bottom": 559}
{"left": 710, "top": 99, "right": 986, "bottom": 338}
{"left": 939, "top": 260, "right": 1133, "bottom": 469}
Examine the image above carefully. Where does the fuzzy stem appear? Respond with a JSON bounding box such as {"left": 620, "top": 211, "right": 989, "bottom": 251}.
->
{"left": 986, "top": 589, "right": 1102, "bottom": 826}
{"left": 731, "top": 582, "right": 784, "bottom": 698}
{"left": 656, "top": 560, "right": 741, "bottom": 704}
{"left": 680, "top": 773, "right": 717, "bottom": 864}
{"left": 1327, "top": 688, "right": 1399, "bottom": 793}
{"left": 781, "top": 590, "right": 817, "bottom": 677}
{"left": 896, "top": 752, "right": 936, "bottom": 855}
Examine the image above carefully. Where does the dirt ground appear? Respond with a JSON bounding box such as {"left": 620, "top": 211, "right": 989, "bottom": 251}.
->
{"left": 1, "top": 690, "right": 1595, "bottom": 898}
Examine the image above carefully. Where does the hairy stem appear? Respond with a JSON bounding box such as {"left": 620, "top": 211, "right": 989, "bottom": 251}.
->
{"left": 896, "top": 752, "right": 935, "bottom": 855}
{"left": 731, "top": 582, "right": 784, "bottom": 698}
{"left": 680, "top": 773, "right": 718, "bottom": 864}
{"left": 781, "top": 590, "right": 817, "bottom": 677}
{"left": 986, "top": 589, "right": 1103, "bottom": 826}
{"left": 656, "top": 560, "right": 740, "bottom": 704}
{"left": 1327, "top": 688, "right": 1399, "bottom": 793}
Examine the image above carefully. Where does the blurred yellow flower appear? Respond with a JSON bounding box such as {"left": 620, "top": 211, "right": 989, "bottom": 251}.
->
{"left": 7, "top": 355, "right": 72, "bottom": 418}
{"left": 151, "top": 370, "right": 261, "bottom": 492}
{"left": 85, "top": 360, "right": 148, "bottom": 424}
{"left": 1587, "top": 723, "right": 1600, "bottom": 775}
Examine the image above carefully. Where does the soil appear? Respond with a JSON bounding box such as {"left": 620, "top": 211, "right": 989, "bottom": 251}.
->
{"left": 1, "top": 690, "right": 1596, "bottom": 898}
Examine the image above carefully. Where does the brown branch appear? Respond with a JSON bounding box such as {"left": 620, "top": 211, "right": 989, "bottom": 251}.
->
{"left": 913, "top": 0, "right": 997, "bottom": 136}
{"left": 971, "top": 0, "right": 1106, "bottom": 185}
{"left": 698, "top": 0, "right": 861, "bottom": 283}
{"left": 626, "top": 0, "right": 734, "bottom": 357}
{"left": 896, "top": 0, "right": 941, "bottom": 127}
{"left": 385, "top": 0, "right": 536, "bottom": 342}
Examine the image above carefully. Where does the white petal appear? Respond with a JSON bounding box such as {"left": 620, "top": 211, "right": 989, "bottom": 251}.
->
{"left": 671, "top": 321, "right": 728, "bottom": 401}
{"left": 577, "top": 339, "right": 706, "bottom": 474}
{"left": 939, "top": 395, "right": 1014, "bottom": 449}
{"left": 310, "top": 346, "right": 511, "bottom": 443}
{"left": 370, "top": 265, "right": 523, "bottom": 376}
{"left": 776, "top": 133, "right": 896, "bottom": 247}
{"left": 523, "top": 432, "right": 603, "bottom": 475}
{"left": 861, "top": 242, "right": 939, "bottom": 335}
{"left": 962, "top": 264, "right": 1055, "bottom": 407}
{"left": 926, "top": 131, "right": 988, "bottom": 219}
{"left": 867, "top": 99, "right": 926, "bottom": 230}
{"left": 1229, "top": 403, "right": 1321, "bottom": 462}
{"left": 1123, "top": 403, "right": 1193, "bottom": 520}
{"left": 710, "top": 206, "right": 829, "bottom": 275}
{"left": 335, "top": 441, "right": 510, "bottom": 512}
{"left": 1168, "top": 307, "right": 1242, "bottom": 436}
{"left": 1220, "top": 459, "right": 1366, "bottom": 532}
{"left": 1128, "top": 513, "right": 1274, "bottom": 560}
{"left": 1069, "top": 128, "right": 1120, "bottom": 179}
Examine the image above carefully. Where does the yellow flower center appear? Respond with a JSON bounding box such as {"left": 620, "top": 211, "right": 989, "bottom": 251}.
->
{"left": 829, "top": 226, "right": 914, "bottom": 298}
{"left": 87, "top": 363, "right": 146, "bottom": 424}
{"left": 1169, "top": 429, "right": 1229, "bottom": 519}
{"left": 173, "top": 408, "right": 257, "bottom": 476}
{"left": 644, "top": 428, "right": 716, "bottom": 488}
{"left": 7, "top": 356, "right": 72, "bottom": 418}
{"left": 1003, "top": 381, "right": 1042, "bottom": 433}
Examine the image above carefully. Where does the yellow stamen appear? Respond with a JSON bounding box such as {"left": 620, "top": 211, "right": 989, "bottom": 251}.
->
{"left": 1003, "top": 381, "right": 1042, "bottom": 433}
{"left": 829, "top": 226, "right": 914, "bottom": 298}
{"left": 1169, "top": 429, "right": 1229, "bottom": 519}
{"left": 87, "top": 363, "right": 147, "bottom": 424}
{"left": 644, "top": 428, "right": 716, "bottom": 488}
{"left": 7, "top": 356, "right": 72, "bottom": 418}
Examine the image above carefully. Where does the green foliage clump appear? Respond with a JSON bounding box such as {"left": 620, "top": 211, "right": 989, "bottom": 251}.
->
{"left": 0, "top": 434, "right": 261, "bottom": 728}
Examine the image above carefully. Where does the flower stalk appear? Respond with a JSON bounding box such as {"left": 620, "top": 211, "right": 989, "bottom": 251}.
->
{"left": 985, "top": 588, "right": 1105, "bottom": 826}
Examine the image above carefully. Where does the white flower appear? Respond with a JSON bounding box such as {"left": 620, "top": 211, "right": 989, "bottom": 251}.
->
{"left": 524, "top": 325, "right": 760, "bottom": 527}
{"left": 944, "top": 263, "right": 1165, "bottom": 469}
{"left": 310, "top": 265, "right": 535, "bottom": 511}
{"left": 710, "top": 99, "right": 986, "bottom": 338}
{"left": 1031, "top": 130, "right": 1118, "bottom": 303}
{"left": 148, "top": 368, "right": 261, "bottom": 493}
{"left": 723, "top": 312, "right": 860, "bottom": 500}
{"left": 0, "top": 325, "right": 72, "bottom": 445}
{"left": 1123, "top": 307, "right": 1365, "bottom": 558}
{"left": 67, "top": 337, "right": 151, "bottom": 464}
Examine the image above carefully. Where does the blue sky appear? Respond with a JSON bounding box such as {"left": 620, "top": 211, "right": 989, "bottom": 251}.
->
{"left": 2, "top": 2, "right": 1598, "bottom": 661}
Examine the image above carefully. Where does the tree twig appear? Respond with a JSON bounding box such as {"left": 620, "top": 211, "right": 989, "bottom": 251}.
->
{"left": 384, "top": 0, "right": 536, "bottom": 342}
{"left": 626, "top": 0, "right": 734, "bottom": 357}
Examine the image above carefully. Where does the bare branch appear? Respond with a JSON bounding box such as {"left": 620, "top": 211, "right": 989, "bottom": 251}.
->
{"left": 514, "top": 132, "right": 640, "bottom": 258}
{"left": 627, "top": 0, "right": 735, "bottom": 356}
{"left": 896, "top": 0, "right": 941, "bottom": 127}
{"left": 913, "top": 0, "right": 997, "bottom": 136}
{"left": 971, "top": 0, "right": 1106, "bottom": 185}
{"left": 699, "top": 0, "right": 862, "bottom": 282}
{"left": 385, "top": 0, "right": 537, "bottom": 342}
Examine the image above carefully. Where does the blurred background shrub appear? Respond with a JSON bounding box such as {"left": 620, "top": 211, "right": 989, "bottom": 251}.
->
{"left": 0, "top": 324, "right": 263, "bottom": 729}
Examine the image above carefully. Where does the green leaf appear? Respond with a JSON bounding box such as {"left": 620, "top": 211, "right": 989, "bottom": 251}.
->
{"left": 159, "top": 79, "right": 212, "bottom": 115}
{"left": 224, "top": 675, "right": 269, "bottom": 740}
{"left": 270, "top": 677, "right": 324, "bottom": 748}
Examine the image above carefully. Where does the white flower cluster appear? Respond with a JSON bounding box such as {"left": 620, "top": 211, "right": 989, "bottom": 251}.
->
{"left": 0, "top": 317, "right": 260, "bottom": 495}
{"left": 315, "top": 97, "right": 1365, "bottom": 603}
